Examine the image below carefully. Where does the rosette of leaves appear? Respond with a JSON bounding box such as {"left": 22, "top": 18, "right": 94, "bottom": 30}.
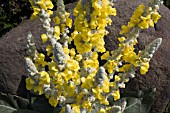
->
{"left": 0, "top": 89, "right": 156, "bottom": 113}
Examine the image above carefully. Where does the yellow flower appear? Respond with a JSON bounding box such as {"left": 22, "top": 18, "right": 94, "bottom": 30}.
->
{"left": 33, "top": 85, "right": 43, "bottom": 95}
{"left": 33, "top": 7, "right": 40, "bottom": 14}
{"left": 114, "top": 75, "right": 121, "bottom": 81}
{"left": 46, "top": 45, "right": 52, "bottom": 56}
{"left": 95, "top": 38, "right": 106, "bottom": 52}
{"left": 70, "top": 31, "right": 78, "bottom": 40}
{"left": 98, "top": 108, "right": 106, "bottom": 113}
{"left": 67, "top": 59, "right": 80, "bottom": 72}
{"left": 59, "top": 108, "right": 65, "bottom": 113}
{"left": 47, "top": 10, "right": 53, "bottom": 16}
{"left": 76, "top": 92, "right": 83, "bottom": 104}
{"left": 151, "top": 11, "right": 161, "bottom": 23}
{"left": 48, "top": 61, "right": 58, "bottom": 72}
{"left": 26, "top": 78, "right": 34, "bottom": 90}
{"left": 63, "top": 47, "right": 70, "bottom": 55}
{"left": 102, "top": 75, "right": 110, "bottom": 92}
{"left": 133, "top": 4, "right": 145, "bottom": 17}
{"left": 63, "top": 68, "right": 73, "bottom": 82}
{"left": 83, "top": 19, "right": 89, "bottom": 27}
{"left": 72, "top": 104, "right": 80, "bottom": 113}
{"left": 129, "top": 16, "right": 141, "bottom": 27}
{"left": 53, "top": 16, "right": 60, "bottom": 24}
{"left": 74, "top": 34, "right": 82, "bottom": 45}
{"left": 82, "top": 101, "right": 92, "bottom": 111}
{"left": 128, "top": 4, "right": 145, "bottom": 27}
{"left": 106, "top": 60, "right": 117, "bottom": 74}
{"left": 101, "top": 97, "right": 109, "bottom": 105}
{"left": 31, "top": 12, "right": 38, "bottom": 19}
{"left": 140, "top": 62, "right": 149, "bottom": 74}
{"left": 39, "top": 71, "right": 50, "bottom": 85}
{"left": 73, "top": 1, "right": 82, "bottom": 16}
{"left": 41, "top": 34, "right": 48, "bottom": 43}
{"left": 67, "top": 84, "right": 76, "bottom": 97}
{"left": 53, "top": 73, "right": 64, "bottom": 88}
{"left": 120, "top": 4, "right": 145, "bottom": 30}
{"left": 106, "top": 107, "right": 111, "bottom": 112}
{"left": 101, "top": 0, "right": 109, "bottom": 7}
{"left": 66, "top": 18, "right": 72, "bottom": 28}
{"left": 45, "top": 0, "right": 54, "bottom": 9}
{"left": 65, "top": 12, "right": 70, "bottom": 18}
{"left": 91, "top": 52, "right": 98, "bottom": 60}
{"left": 106, "top": 17, "right": 112, "bottom": 25}
{"left": 77, "top": 14, "right": 85, "bottom": 21}
{"left": 81, "top": 32, "right": 91, "bottom": 42}
{"left": 118, "top": 37, "right": 125, "bottom": 43}
{"left": 112, "top": 90, "right": 120, "bottom": 101}
{"left": 70, "top": 48, "right": 76, "bottom": 57}
{"left": 123, "top": 45, "right": 139, "bottom": 66}
{"left": 92, "top": 87, "right": 103, "bottom": 101}
{"left": 60, "top": 24, "right": 66, "bottom": 33}
{"left": 118, "top": 64, "right": 131, "bottom": 72}
{"left": 54, "top": 26, "right": 60, "bottom": 37}
{"left": 71, "top": 72, "right": 80, "bottom": 85}
{"left": 37, "top": 1, "right": 47, "bottom": 10}
{"left": 90, "top": 33, "right": 100, "bottom": 45}
{"left": 98, "top": 17, "right": 107, "bottom": 29}
{"left": 35, "top": 53, "right": 47, "bottom": 67}
{"left": 81, "top": 43, "right": 92, "bottom": 54}
{"left": 36, "top": 0, "right": 54, "bottom": 10}
{"left": 81, "top": 75, "right": 94, "bottom": 89}
{"left": 92, "top": 1, "right": 102, "bottom": 11}
{"left": 73, "top": 8, "right": 79, "bottom": 17}
{"left": 75, "top": 54, "right": 82, "bottom": 61}
{"left": 90, "top": 18, "right": 98, "bottom": 29}
{"left": 138, "top": 15, "right": 154, "bottom": 29}
{"left": 119, "top": 25, "right": 130, "bottom": 34}
{"left": 110, "top": 8, "right": 117, "bottom": 16}
{"left": 49, "top": 96, "right": 58, "bottom": 107}
{"left": 109, "top": 82, "right": 116, "bottom": 88}
{"left": 101, "top": 51, "right": 110, "bottom": 60}
{"left": 83, "top": 59, "right": 98, "bottom": 68}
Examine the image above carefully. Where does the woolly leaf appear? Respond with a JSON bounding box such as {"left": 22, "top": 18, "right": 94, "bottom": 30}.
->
{"left": 32, "top": 96, "right": 61, "bottom": 113}
{"left": 0, "top": 92, "right": 39, "bottom": 113}
{"left": 122, "top": 88, "right": 156, "bottom": 113}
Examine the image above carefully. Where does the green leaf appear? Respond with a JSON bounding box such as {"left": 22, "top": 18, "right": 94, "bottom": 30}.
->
{"left": 13, "top": 109, "right": 39, "bottom": 113}
{"left": 122, "top": 88, "right": 156, "bottom": 113}
{"left": 0, "top": 92, "right": 18, "bottom": 110}
{"left": 0, "top": 92, "right": 30, "bottom": 109}
{"left": 0, "top": 104, "right": 17, "bottom": 113}
{"left": 31, "top": 96, "right": 61, "bottom": 113}
{"left": 0, "top": 92, "right": 39, "bottom": 113}
{"left": 108, "top": 89, "right": 156, "bottom": 113}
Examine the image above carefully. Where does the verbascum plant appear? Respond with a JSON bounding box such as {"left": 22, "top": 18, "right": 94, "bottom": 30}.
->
{"left": 25, "top": 0, "right": 163, "bottom": 112}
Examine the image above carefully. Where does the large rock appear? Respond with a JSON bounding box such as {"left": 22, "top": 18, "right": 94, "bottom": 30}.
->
{"left": 0, "top": 0, "right": 169, "bottom": 113}
{"left": 0, "top": 19, "right": 46, "bottom": 97}
{"left": 109, "top": 1, "right": 170, "bottom": 113}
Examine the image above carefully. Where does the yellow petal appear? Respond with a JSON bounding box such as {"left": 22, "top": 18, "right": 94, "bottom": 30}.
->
{"left": 41, "top": 34, "right": 48, "bottom": 43}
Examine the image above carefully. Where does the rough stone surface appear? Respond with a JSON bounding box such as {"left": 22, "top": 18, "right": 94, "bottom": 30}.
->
{"left": 0, "top": 19, "right": 46, "bottom": 97}
{"left": 0, "top": 0, "right": 169, "bottom": 113}
{"left": 109, "top": 1, "right": 170, "bottom": 113}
